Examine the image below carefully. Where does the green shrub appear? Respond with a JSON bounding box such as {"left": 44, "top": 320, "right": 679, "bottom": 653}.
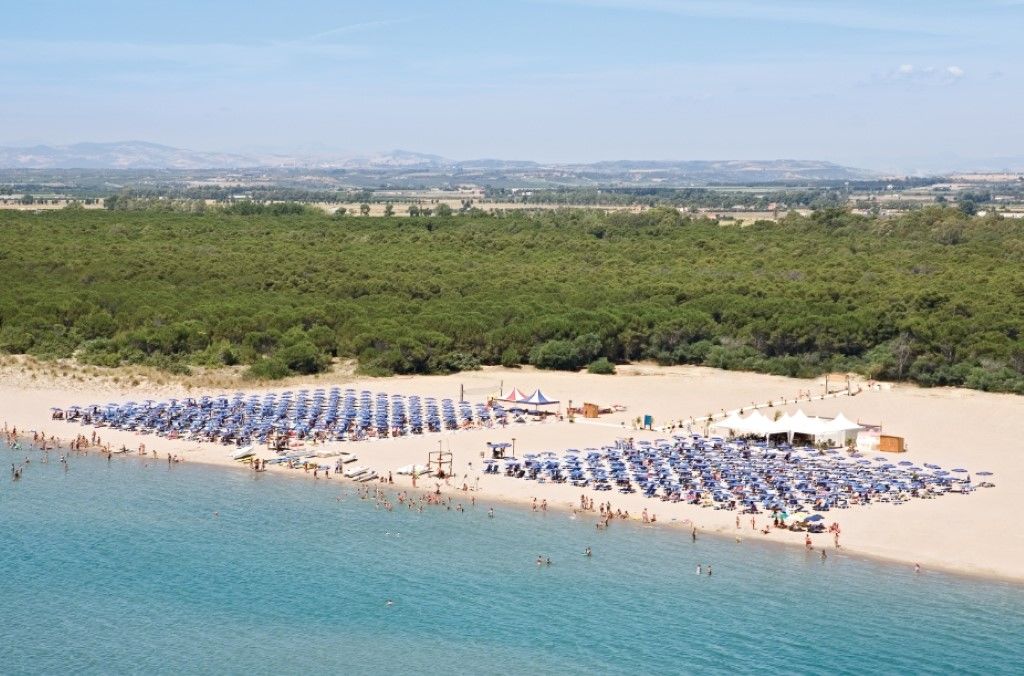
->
{"left": 277, "top": 341, "right": 328, "bottom": 375}
{"left": 587, "top": 358, "right": 616, "bottom": 374}
{"left": 244, "top": 358, "right": 291, "bottom": 380}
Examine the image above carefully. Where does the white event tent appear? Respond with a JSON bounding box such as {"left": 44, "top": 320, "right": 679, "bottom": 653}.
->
{"left": 711, "top": 409, "right": 861, "bottom": 447}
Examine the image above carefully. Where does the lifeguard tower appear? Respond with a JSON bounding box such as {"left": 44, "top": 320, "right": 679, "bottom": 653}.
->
{"left": 427, "top": 449, "right": 453, "bottom": 478}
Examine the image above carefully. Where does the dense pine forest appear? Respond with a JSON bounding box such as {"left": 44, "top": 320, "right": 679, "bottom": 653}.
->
{"left": 1, "top": 206, "right": 1023, "bottom": 393}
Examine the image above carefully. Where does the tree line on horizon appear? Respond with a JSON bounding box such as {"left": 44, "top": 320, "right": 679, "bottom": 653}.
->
{"left": 0, "top": 205, "right": 1022, "bottom": 393}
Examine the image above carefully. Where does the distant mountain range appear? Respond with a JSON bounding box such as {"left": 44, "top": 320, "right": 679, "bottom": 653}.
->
{"left": 0, "top": 141, "right": 881, "bottom": 182}
{"left": 0, "top": 141, "right": 266, "bottom": 170}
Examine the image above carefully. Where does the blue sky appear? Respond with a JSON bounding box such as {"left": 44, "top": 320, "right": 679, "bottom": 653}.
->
{"left": 1, "top": 0, "right": 1022, "bottom": 171}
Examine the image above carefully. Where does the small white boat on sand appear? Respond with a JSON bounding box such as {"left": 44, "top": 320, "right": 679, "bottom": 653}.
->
{"left": 343, "top": 466, "right": 378, "bottom": 482}
{"left": 232, "top": 445, "right": 255, "bottom": 460}
{"left": 344, "top": 465, "right": 370, "bottom": 479}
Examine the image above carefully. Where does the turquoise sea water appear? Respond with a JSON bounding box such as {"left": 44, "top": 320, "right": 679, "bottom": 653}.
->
{"left": 2, "top": 444, "right": 1023, "bottom": 675}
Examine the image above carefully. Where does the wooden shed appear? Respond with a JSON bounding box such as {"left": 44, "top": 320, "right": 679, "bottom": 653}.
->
{"left": 878, "top": 435, "right": 905, "bottom": 453}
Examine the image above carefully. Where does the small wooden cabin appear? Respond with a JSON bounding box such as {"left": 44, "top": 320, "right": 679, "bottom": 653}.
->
{"left": 878, "top": 435, "right": 905, "bottom": 453}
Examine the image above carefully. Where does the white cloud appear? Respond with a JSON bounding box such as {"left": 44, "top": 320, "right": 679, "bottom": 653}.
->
{"left": 283, "top": 19, "right": 411, "bottom": 46}
{"left": 887, "top": 63, "right": 965, "bottom": 84}
{"left": 529, "top": 0, "right": 957, "bottom": 35}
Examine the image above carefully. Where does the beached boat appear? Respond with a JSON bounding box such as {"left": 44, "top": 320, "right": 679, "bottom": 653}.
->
{"left": 342, "top": 466, "right": 379, "bottom": 482}
{"left": 343, "top": 465, "right": 371, "bottom": 479}
{"left": 232, "top": 445, "right": 255, "bottom": 460}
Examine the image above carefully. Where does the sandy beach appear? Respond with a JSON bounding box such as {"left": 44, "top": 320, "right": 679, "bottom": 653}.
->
{"left": 3, "top": 360, "right": 1022, "bottom": 582}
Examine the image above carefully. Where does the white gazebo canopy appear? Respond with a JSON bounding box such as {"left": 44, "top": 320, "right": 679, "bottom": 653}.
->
{"left": 711, "top": 411, "right": 746, "bottom": 432}
{"left": 713, "top": 409, "right": 863, "bottom": 446}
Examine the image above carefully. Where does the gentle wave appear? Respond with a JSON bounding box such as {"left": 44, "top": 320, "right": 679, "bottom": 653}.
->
{"left": 1, "top": 445, "right": 1022, "bottom": 675}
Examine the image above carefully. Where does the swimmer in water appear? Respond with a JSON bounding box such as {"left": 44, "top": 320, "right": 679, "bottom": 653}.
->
{"left": 584, "top": 547, "right": 592, "bottom": 557}
{"left": 386, "top": 599, "right": 394, "bottom": 607}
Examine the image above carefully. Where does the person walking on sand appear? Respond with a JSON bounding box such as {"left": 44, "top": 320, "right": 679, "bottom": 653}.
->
{"left": 805, "top": 534, "right": 813, "bottom": 551}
